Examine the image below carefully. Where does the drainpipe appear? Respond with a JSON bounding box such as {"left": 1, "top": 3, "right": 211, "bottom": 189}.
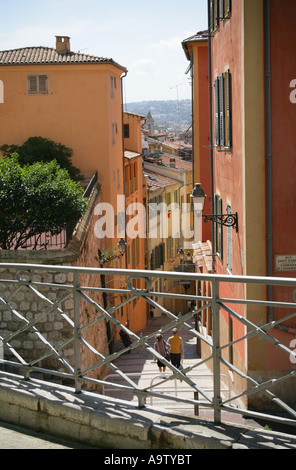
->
{"left": 265, "top": 0, "right": 273, "bottom": 322}
{"left": 208, "top": 0, "right": 216, "bottom": 272}
{"left": 120, "top": 70, "right": 130, "bottom": 327}
{"left": 189, "top": 51, "right": 195, "bottom": 182}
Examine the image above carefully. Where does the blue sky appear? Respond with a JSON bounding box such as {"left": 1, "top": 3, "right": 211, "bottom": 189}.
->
{"left": 0, "top": 0, "right": 207, "bottom": 102}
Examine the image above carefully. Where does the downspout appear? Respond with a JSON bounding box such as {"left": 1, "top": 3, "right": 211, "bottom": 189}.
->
{"left": 208, "top": 0, "right": 216, "bottom": 272}
{"left": 265, "top": 0, "right": 273, "bottom": 322}
{"left": 120, "top": 70, "right": 130, "bottom": 327}
{"left": 189, "top": 51, "right": 195, "bottom": 181}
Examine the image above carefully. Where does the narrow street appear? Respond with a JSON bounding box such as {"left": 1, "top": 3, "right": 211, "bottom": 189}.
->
{"left": 104, "top": 315, "right": 261, "bottom": 428}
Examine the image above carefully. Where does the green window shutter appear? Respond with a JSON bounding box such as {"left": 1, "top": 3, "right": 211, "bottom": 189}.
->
{"left": 215, "top": 0, "right": 220, "bottom": 28}
{"left": 227, "top": 0, "right": 231, "bottom": 14}
{"left": 214, "top": 77, "right": 220, "bottom": 146}
{"left": 220, "top": 0, "right": 225, "bottom": 19}
{"left": 210, "top": 0, "right": 214, "bottom": 32}
{"left": 226, "top": 69, "right": 232, "bottom": 148}
{"left": 219, "top": 73, "right": 225, "bottom": 147}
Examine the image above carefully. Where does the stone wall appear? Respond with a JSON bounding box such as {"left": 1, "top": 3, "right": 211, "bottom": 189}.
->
{"left": 0, "top": 183, "right": 110, "bottom": 391}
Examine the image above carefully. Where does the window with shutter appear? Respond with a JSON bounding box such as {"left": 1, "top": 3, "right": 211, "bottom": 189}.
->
{"left": 28, "top": 75, "right": 48, "bottom": 94}
{"left": 219, "top": 73, "right": 225, "bottom": 147}
{"left": 215, "top": 0, "right": 219, "bottom": 27}
{"left": 220, "top": 0, "right": 231, "bottom": 19}
{"left": 210, "top": 0, "right": 214, "bottom": 32}
{"left": 214, "top": 77, "right": 220, "bottom": 146}
{"left": 214, "top": 70, "right": 232, "bottom": 149}
{"left": 226, "top": 70, "right": 232, "bottom": 148}
{"left": 210, "top": 0, "right": 220, "bottom": 32}
{"left": 38, "top": 75, "right": 47, "bottom": 93}
{"left": 124, "top": 124, "right": 130, "bottom": 138}
{"left": 220, "top": 0, "right": 225, "bottom": 19}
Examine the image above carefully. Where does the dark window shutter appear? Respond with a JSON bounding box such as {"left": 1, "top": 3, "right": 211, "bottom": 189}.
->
{"left": 28, "top": 76, "right": 38, "bottom": 93}
{"left": 210, "top": 0, "right": 214, "bottom": 32}
{"left": 227, "top": 0, "right": 231, "bottom": 14}
{"left": 226, "top": 69, "right": 232, "bottom": 148}
{"left": 219, "top": 73, "right": 225, "bottom": 147}
{"left": 38, "top": 75, "right": 47, "bottom": 93}
{"left": 215, "top": 0, "right": 220, "bottom": 27}
{"left": 124, "top": 124, "right": 130, "bottom": 138}
{"left": 220, "top": 0, "right": 225, "bottom": 19}
{"left": 214, "top": 77, "right": 220, "bottom": 146}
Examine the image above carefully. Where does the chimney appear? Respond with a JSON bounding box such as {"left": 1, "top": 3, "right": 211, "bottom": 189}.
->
{"left": 55, "top": 36, "right": 71, "bottom": 54}
{"left": 170, "top": 158, "right": 176, "bottom": 168}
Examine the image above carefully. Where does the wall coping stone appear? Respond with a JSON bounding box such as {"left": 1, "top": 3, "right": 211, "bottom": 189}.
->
{"left": 1, "top": 371, "right": 296, "bottom": 449}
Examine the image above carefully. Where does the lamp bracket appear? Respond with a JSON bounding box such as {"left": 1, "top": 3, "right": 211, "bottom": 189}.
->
{"left": 203, "top": 212, "right": 238, "bottom": 232}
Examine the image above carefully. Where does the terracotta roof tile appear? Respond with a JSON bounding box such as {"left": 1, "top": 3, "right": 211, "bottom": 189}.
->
{"left": 0, "top": 46, "right": 126, "bottom": 70}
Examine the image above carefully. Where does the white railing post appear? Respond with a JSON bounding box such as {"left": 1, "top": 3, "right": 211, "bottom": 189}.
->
{"left": 73, "top": 270, "right": 82, "bottom": 394}
{"left": 212, "top": 277, "right": 222, "bottom": 423}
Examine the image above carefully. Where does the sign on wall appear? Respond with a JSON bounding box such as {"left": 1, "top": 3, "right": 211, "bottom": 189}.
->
{"left": 275, "top": 255, "right": 296, "bottom": 272}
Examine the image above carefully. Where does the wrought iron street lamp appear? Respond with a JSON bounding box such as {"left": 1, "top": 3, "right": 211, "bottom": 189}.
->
{"left": 191, "top": 183, "right": 238, "bottom": 233}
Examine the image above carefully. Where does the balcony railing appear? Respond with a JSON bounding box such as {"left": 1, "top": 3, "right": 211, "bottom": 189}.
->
{"left": 0, "top": 263, "right": 296, "bottom": 428}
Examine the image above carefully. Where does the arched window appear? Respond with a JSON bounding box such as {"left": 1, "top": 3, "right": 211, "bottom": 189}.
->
{"left": 0, "top": 80, "right": 3, "bottom": 103}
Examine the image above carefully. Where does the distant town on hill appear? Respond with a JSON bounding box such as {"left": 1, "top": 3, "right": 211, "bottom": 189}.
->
{"left": 125, "top": 99, "right": 192, "bottom": 128}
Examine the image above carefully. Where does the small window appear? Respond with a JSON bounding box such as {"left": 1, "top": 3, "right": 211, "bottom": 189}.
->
{"left": 28, "top": 75, "right": 48, "bottom": 94}
{"left": 110, "top": 75, "right": 114, "bottom": 97}
{"left": 214, "top": 69, "right": 232, "bottom": 149}
{"left": 124, "top": 124, "right": 130, "bottom": 138}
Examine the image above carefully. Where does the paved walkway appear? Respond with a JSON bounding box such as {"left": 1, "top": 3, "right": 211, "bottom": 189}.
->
{"left": 0, "top": 420, "right": 98, "bottom": 449}
{"left": 105, "top": 315, "right": 261, "bottom": 428}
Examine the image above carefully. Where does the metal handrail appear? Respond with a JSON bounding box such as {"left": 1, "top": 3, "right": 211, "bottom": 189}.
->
{"left": 0, "top": 263, "right": 296, "bottom": 427}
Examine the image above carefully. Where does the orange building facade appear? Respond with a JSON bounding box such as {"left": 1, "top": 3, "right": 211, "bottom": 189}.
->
{"left": 0, "top": 37, "right": 149, "bottom": 339}
{"left": 189, "top": 0, "right": 296, "bottom": 408}
{"left": 182, "top": 30, "right": 212, "bottom": 244}
{"left": 0, "top": 36, "right": 126, "bottom": 253}
{"left": 123, "top": 112, "right": 148, "bottom": 332}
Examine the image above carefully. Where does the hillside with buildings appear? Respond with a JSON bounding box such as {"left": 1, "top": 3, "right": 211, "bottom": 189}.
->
{"left": 125, "top": 99, "right": 192, "bottom": 130}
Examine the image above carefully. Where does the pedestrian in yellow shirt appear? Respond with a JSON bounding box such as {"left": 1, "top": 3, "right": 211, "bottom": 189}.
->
{"left": 168, "top": 328, "right": 184, "bottom": 369}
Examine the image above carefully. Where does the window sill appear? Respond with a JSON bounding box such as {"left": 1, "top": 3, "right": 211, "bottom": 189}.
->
{"left": 215, "top": 146, "right": 232, "bottom": 154}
